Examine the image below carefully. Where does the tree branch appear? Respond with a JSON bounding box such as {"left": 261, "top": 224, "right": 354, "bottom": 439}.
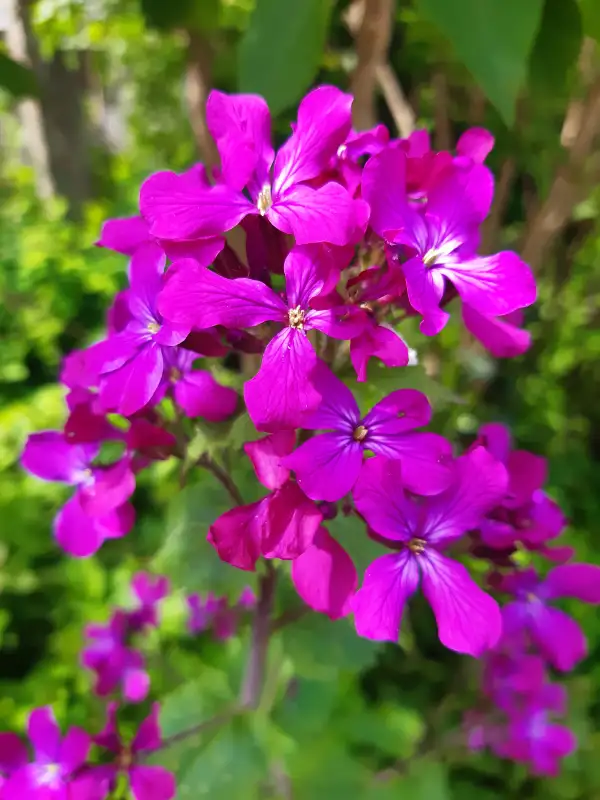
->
{"left": 240, "top": 563, "right": 277, "bottom": 709}
{"left": 185, "top": 30, "right": 219, "bottom": 168}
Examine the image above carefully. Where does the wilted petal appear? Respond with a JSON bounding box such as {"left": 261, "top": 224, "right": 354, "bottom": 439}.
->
{"left": 268, "top": 183, "right": 368, "bottom": 247}
{"left": 244, "top": 431, "right": 295, "bottom": 491}
{"left": 273, "top": 85, "right": 352, "bottom": 193}
{"left": 353, "top": 552, "right": 419, "bottom": 641}
{"left": 350, "top": 323, "right": 410, "bottom": 381}
{"left": 158, "top": 259, "right": 285, "bottom": 328}
{"left": 28, "top": 706, "right": 61, "bottom": 762}
{"left": 98, "top": 344, "right": 164, "bottom": 417}
{"left": 353, "top": 457, "right": 416, "bottom": 542}
{"left": 283, "top": 432, "right": 363, "bottom": 502}
{"left": 262, "top": 481, "right": 321, "bottom": 559}
{"left": 175, "top": 371, "right": 237, "bottom": 421}
{"left": 208, "top": 500, "right": 265, "bottom": 571}
{"left": 140, "top": 171, "right": 255, "bottom": 240}
{"left": 424, "top": 447, "right": 508, "bottom": 545}
{"left": 462, "top": 305, "right": 531, "bottom": 358}
{"left": 530, "top": 605, "right": 587, "bottom": 672}
{"left": 244, "top": 329, "right": 321, "bottom": 432}
{"left": 442, "top": 251, "right": 536, "bottom": 318}
{"left": 97, "top": 215, "right": 150, "bottom": 255}
{"left": 292, "top": 527, "right": 357, "bottom": 619}
{"left": 129, "top": 765, "right": 176, "bottom": 800}
{"left": 541, "top": 564, "right": 600, "bottom": 604}
{"left": 361, "top": 148, "right": 408, "bottom": 237}
{"left": 21, "top": 432, "right": 96, "bottom": 484}
{"left": 420, "top": 550, "right": 501, "bottom": 656}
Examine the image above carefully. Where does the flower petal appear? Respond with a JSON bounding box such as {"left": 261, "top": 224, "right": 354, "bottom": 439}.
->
{"left": 367, "top": 431, "right": 454, "bottom": 496}
{"left": 158, "top": 259, "right": 285, "bottom": 328}
{"left": 353, "top": 552, "right": 420, "bottom": 641}
{"left": 0, "top": 733, "right": 28, "bottom": 775}
{"left": 530, "top": 604, "right": 587, "bottom": 672}
{"left": 268, "top": 183, "right": 368, "bottom": 247}
{"left": 361, "top": 147, "right": 408, "bottom": 238}
{"left": 174, "top": 371, "right": 237, "bottom": 421}
{"left": 244, "top": 329, "right": 321, "bottom": 432}
{"left": 208, "top": 500, "right": 265, "bottom": 571}
{"left": 298, "top": 361, "right": 360, "bottom": 432}
{"left": 401, "top": 256, "right": 449, "bottom": 336}
{"left": 352, "top": 457, "right": 416, "bottom": 542}
{"left": 98, "top": 344, "right": 164, "bottom": 417}
{"left": 292, "top": 527, "right": 357, "bottom": 619}
{"left": 283, "top": 245, "right": 328, "bottom": 308}
{"left": 59, "top": 727, "right": 90, "bottom": 773}
{"left": 243, "top": 431, "right": 295, "bottom": 491}
{"left": 132, "top": 704, "right": 163, "bottom": 754}
{"left": 283, "top": 432, "right": 363, "bottom": 502}
{"left": 28, "top": 706, "right": 61, "bottom": 763}
{"left": 462, "top": 305, "right": 532, "bottom": 358}
{"left": 456, "top": 127, "right": 494, "bottom": 163}
{"left": 97, "top": 215, "right": 150, "bottom": 255}
{"left": 350, "top": 322, "right": 410, "bottom": 381}
{"left": 262, "top": 481, "right": 321, "bottom": 559}
{"left": 420, "top": 550, "right": 501, "bottom": 656}
{"left": 79, "top": 460, "right": 135, "bottom": 517}
{"left": 21, "top": 432, "right": 96, "bottom": 485}
{"left": 129, "top": 765, "right": 176, "bottom": 800}
{"left": 161, "top": 236, "right": 225, "bottom": 266}
{"left": 541, "top": 564, "right": 600, "bottom": 604}
{"left": 363, "top": 388, "right": 432, "bottom": 432}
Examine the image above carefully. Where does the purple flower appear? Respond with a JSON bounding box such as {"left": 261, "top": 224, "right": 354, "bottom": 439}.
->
{"left": 21, "top": 432, "right": 135, "bottom": 557}
{"left": 0, "top": 733, "right": 28, "bottom": 795}
{"left": 91, "top": 704, "right": 175, "bottom": 800}
{"left": 462, "top": 306, "right": 531, "bottom": 358}
{"left": 86, "top": 243, "right": 191, "bottom": 417}
{"left": 3, "top": 707, "right": 90, "bottom": 800}
{"left": 159, "top": 246, "right": 365, "bottom": 431}
{"left": 349, "top": 317, "right": 410, "bottom": 381}
{"left": 97, "top": 166, "right": 225, "bottom": 264}
{"left": 501, "top": 564, "right": 600, "bottom": 671}
{"left": 186, "top": 586, "right": 253, "bottom": 640}
{"left": 160, "top": 348, "right": 238, "bottom": 421}
{"left": 282, "top": 362, "right": 453, "bottom": 501}
{"left": 351, "top": 447, "right": 507, "bottom": 655}
{"left": 128, "top": 573, "right": 170, "bottom": 632}
{"left": 362, "top": 147, "right": 536, "bottom": 335}
{"left": 140, "top": 86, "right": 368, "bottom": 247}
{"left": 208, "top": 431, "right": 321, "bottom": 570}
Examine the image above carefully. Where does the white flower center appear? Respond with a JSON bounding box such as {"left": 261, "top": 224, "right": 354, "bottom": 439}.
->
{"left": 287, "top": 306, "right": 306, "bottom": 330}
{"left": 257, "top": 184, "right": 273, "bottom": 215}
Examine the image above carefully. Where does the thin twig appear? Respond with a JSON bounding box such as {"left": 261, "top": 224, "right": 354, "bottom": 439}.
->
{"left": 155, "top": 707, "right": 239, "bottom": 754}
{"left": 198, "top": 455, "right": 244, "bottom": 506}
{"left": 240, "top": 563, "right": 277, "bottom": 709}
{"left": 432, "top": 70, "right": 452, "bottom": 151}
{"left": 185, "top": 29, "right": 219, "bottom": 168}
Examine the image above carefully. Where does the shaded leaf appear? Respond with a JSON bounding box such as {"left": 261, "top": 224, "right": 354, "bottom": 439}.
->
{"left": 238, "top": 0, "right": 334, "bottom": 114}
{"left": 0, "top": 52, "right": 38, "bottom": 99}
{"left": 529, "top": 0, "right": 582, "bottom": 95}
{"left": 414, "top": 0, "right": 544, "bottom": 125}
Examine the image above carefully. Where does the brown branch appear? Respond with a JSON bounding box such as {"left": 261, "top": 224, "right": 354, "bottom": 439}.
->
{"left": 432, "top": 70, "right": 452, "bottom": 151}
{"left": 185, "top": 30, "right": 219, "bottom": 168}
{"left": 522, "top": 40, "right": 600, "bottom": 272}
{"left": 481, "top": 157, "right": 516, "bottom": 254}
{"left": 346, "top": 0, "right": 415, "bottom": 136}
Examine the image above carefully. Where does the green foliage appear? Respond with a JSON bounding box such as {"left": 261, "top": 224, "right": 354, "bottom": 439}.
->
{"left": 0, "top": 53, "right": 38, "bottom": 99}
{"left": 529, "top": 0, "right": 582, "bottom": 96}
{"left": 238, "top": 0, "right": 334, "bottom": 114}
{"left": 414, "top": 0, "right": 544, "bottom": 125}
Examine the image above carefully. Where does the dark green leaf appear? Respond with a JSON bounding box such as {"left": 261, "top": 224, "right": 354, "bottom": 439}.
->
{"left": 580, "top": 0, "right": 600, "bottom": 42}
{"left": 154, "top": 478, "right": 254, "bottom": 599}
{"left": 273, "top": 677, "right": 339, "bottom": 741}
{"left": 238, "top": 0, "right": 334, "bottom": 114}
{"left": 0, "top": 53, "right": 38, "bottom": 99}
{"left": 529, "top": 0, "right": 582, "bottom": 95}
{"left": 414, "top": 0, "right": 544, "bottom": 125}
{"left": 139, "top": 0, "right": 219, "bottom": 31}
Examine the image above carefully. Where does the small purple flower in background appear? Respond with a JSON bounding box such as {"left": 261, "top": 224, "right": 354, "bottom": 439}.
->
{"left": 362, "top": 147, "right": 536, "bottom": 335}
{"left": 186, "top": 586, "right": 255, "bottom": 640}
{"left": 352, "top": 447, "right": 507, "bottom": 654}
{"left": 90, "top": 704, "right": 175, "bottom": 800}
{"left": 159, "top": 246, "right": 365, "bottom": 431}
{"left": 501, "top": 564, "right": 600, "bottom": 672}
{"left": 128, "top": 572, "right": 170, "bottom": 632}
{"left": 3, "top": 707, "right": 90, "bottom": 800}
{"left": 282, "top": 362, "right": 453, "bottom": 501}
{"left": 85, "top": 243, "right": 191, "bottom": 417}
{"left": 140, "top": 86, "right": 368, "bottom": 247}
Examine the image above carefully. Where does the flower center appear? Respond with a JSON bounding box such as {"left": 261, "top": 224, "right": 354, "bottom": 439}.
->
{"left": 169, "top": 367, "right": 182, "bottom": 382}
{"left": 257, "top": 184, "right": 273, "bottom": 215}
{"left": 408, "top": 537, "right": 427, "bottom": 554}
{"left": 288, "top": 306, "right": 306, "bottom": 330}
{"left": 34, "top": 763, "right": 62, "bottom": 787}
{"left": 423, "top": 249, "right": 440, "bottom": 267}
{"left": 117, "top": 746, "right": 134, "bottom": 771}
{"left": 352, "top": 425, "right": 368, "bottom": 442}
{"left": 147, "top": 321, "right": 161, "bottom": 334}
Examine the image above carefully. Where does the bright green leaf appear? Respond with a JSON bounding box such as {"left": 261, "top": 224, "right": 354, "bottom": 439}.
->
{"left": 529, "top": 0, "right": 582, "bottom": 95}
{"left": 0, "top": 52, "right": 38, "bottom": 99}
{"left": 580, "top": 0, "right": 600, "bottom": 42}
{"left": 414, "top": 0, "right": 544, "bottom": 125}
{"left": 238, "top": 0, "right": 334, "bottom": 114}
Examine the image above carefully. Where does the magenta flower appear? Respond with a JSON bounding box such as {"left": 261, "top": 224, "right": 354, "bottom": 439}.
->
{"left": 128, "top": 573, "right": 170, "bottom": 632}
{"left": 352, "top": 447, "right": 507, "bottom": 655}
{"left": 3, "top": 707, "right": 90, "bottom": 800}
{"left": 160, "top": 348, "right": 238, "bottom": 421}
{"left": 140, "top": 86, "right": 368, "bottom": 247}
{"left": 97, "top": 165, "right": 225, "bottom": 264}
{"left": 349, "top": 317, "right": 410, "bottom": 381}
{"left": 282, "top": 362, "right": 453, "bottom": 501}
{"left": 501, "top": 564, "right": 600, "bottom": 672}
{"left": 86, "top": 243, "right": 191, "bottom": 417}
{"left": 91, "top": 704, "right": 175, "bottom": 800}
{"left": 54, "top": 496, "right": 134, "bottom": 558}
{"left": 362, "top": 147, "right": 536, "bottom": 335}
{"left": 0, "top": 733, "right": 28, "bottom": 796}
{"left": 186, "top": 586, "right": 254, "bottom": 639}
{"left": 159, "top": 246, "right": 365, "bottom": 431}
{"left": 208, "top": 431, "right": 321, "bottom": 570}
{"left": 462, "top": 306, "right": 531, "bottom": 358}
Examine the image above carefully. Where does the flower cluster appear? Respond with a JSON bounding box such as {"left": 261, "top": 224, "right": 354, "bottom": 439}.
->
{"left": 16, "top": 83, "right": 598, "bottom": 783}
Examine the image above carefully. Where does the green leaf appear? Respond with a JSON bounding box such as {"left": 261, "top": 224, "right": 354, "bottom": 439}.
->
{"left": 154, "top": 477, "right": 254, "bottom": 599}
{"left": 414, "top": 0, "right": 544, "bottom": 125}
{"left": 529, "top": 0, "right": 582, "bottom": 95}
{"left": 0, "top": 53, "right": 38, "bottom": 99}
{"left": 273, "top": 677, "right": 340, "bottom": 742}
{"left": 581, "top": 0, "right": 600, "bottom": 42}
{"left": 160, "top": 670, "right": 235, "bottom": 739}
{"left": 238, "top": 0, "right": 334, "bottom": 114}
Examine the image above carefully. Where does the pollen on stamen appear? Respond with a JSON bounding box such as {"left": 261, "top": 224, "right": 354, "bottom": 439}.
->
{"left": 408, "top": 537, "right": 427, "bottom": 554}
{"left": 147, "top": 321, "right": 161, "bottom": 334}
{"left": 169, "top": 367, "right": 182, "bottom": 382}
{"left": 257, "top": 185, "right": 273, "bottom": 215}
{"left": 423, "top": 249, "right": 439, "bottom": 267}
{"left": 352, "top": 425, "right": 368, "bottom": 442}
{"left": 288, "top": 306, "right": 306, "bottom": 330}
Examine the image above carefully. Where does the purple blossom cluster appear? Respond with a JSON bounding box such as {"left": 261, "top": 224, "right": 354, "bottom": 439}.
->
{"left": 16, "top": 83, "right": 599, "bottom": 784}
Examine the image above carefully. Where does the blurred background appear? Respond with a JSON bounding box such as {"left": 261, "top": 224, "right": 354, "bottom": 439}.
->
{"left": 1, "top": 0, "right": 600, "bottom": 797}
